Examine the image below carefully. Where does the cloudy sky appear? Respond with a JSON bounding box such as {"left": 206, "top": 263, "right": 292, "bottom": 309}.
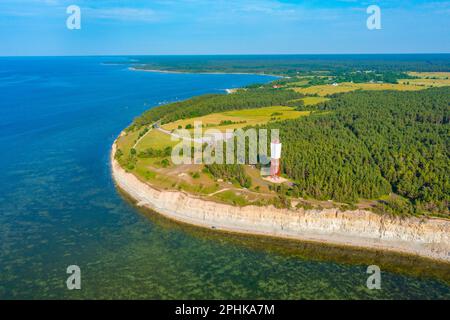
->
{"left": 0, "top": 0, "right": 449, "bottom": 56}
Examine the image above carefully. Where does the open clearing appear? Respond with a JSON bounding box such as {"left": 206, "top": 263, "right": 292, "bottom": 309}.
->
{"left": 116, "top": 130, "right": 140, "bottom": 154}
{"left": 286, "top": 96, "right": 330, "bottom": 106}
{"left": 301, "top": 96, "right": 330, "bottom": 105}
{"left": 399, "top": 72, "right": 450, "bottom": 88}
{"left": 292, "top": 82, "right": 425, "bottom": 96}
{"left": 136, "top": 129, "right": 178, "bottom": 150}
{"left": 117, "top": 129, "right": 178, "bottom": 155}
{"left": 290, "top": 72, "right": 450, "bottom": 97}
{"left": 399, "top": 78, "right": 450, "bottom": 87}
{"left": 161, "top": 106, "right": 310, "bottom": 132}
{"left": 408, "top": 72, "right": 450, "bottom": 79}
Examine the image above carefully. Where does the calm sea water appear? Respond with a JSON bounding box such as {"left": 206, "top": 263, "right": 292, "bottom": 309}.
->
{"left": 0, "top": 57, "right": 448, "bottom": 299}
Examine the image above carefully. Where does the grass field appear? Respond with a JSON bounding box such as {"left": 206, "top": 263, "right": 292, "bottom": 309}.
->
{"left": 161, "top": 106, "right": 310, "bottom": 132}
{"left": 116, "top": 128, "right": 178, "bottom": 156}
{"left": 285, "top": 79, "right": 310, "bottom": 87}
{"left": 398, "top": 72, "right": 450, "bottom": 88}
{"left": 115, "top": 106, "right": 290, "bottom": 205}
{"left": 399, "top": 78, "right": 450, "bottom": 87}
{"left": 408, "top": 72, "right": 450, "bottom": 79}
{"left": 292, "top": 82, "right": 425, "bottom": 96}
{"left": 214, "top": 190, "right": 250, "bottom": 206}
{"left": 286, "top": 96, "right": 330, "bottom": 106}
{"left": 116, "top": 130, "right": 140, "bottom": 154}
{"left": 302, "top": 96, "right": 330, "bottom": 105}
{"left": 136, "top": 129, "right": 179, "bottom": 150}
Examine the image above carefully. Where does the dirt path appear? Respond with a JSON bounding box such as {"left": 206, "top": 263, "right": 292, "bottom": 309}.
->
{"left": 208, "top": 188, "right": 230, "bottom": 197}
{"left": 133, "top": 128, "right": 152, "bottom": 149}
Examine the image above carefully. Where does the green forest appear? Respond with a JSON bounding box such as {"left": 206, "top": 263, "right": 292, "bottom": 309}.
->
{"left": 113, "top": 54, "right": 450, "bottom": 75}
{"left": 262, "top": 88, "right": 449, "bottom": 215}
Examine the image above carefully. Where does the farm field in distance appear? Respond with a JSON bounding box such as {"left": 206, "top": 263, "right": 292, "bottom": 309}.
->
{"left": 399, "top": 72, "right": 450, "bottom": 87}
{"left": 292, "top": 82, "right": 424, "bottom": 96}
{"left": 290, "top": 72, "right": 450, "bottom": 96}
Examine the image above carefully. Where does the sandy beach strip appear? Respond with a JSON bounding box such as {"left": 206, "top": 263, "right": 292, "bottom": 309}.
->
{"left": 128, "top": 67, "right": 283, "bottom": 78}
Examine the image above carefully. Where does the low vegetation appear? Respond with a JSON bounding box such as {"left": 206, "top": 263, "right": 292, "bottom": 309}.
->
{"left": 293, "top": 82, "right": 425, "bottom": 96}
{"left": 121, "top": 55, "right": 450, "bottom": 75}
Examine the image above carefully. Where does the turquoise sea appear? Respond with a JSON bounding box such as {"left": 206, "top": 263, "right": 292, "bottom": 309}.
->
{"left": 0, "top": 57, "right": 449, "bottom": 299}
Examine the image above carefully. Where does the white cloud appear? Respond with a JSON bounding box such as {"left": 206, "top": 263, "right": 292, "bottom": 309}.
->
{"left": 87, "top": 7, "right": 160, "bottom": 22}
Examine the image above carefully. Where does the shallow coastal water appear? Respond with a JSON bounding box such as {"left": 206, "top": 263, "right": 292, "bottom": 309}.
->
{"left": 0, "top": 57, "right": 449, "bottom": 299}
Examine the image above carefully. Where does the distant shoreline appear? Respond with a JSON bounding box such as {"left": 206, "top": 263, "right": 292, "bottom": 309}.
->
{"left": 128, "top": 66, "right": 283, "bottom": 78}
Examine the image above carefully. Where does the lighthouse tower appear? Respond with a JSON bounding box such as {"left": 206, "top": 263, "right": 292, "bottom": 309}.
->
{"left": 270, "top": 139, "right": 282, "bottom": 179}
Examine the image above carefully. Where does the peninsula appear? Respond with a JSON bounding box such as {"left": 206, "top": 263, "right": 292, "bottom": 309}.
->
{"left": 112, "top": 67, "right": 450, "bottom": 262}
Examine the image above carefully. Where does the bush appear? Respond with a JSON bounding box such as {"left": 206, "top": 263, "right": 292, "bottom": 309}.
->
{"left": 161, "top": 159, "right": 170, "bottom": 168}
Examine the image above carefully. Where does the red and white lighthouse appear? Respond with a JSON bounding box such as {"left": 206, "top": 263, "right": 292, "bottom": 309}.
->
{"left": 270, "top": 138, "right": 282, "bottom": 179}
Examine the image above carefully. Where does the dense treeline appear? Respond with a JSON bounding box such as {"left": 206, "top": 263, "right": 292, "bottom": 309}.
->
{"left": 264, "top": 87, "right": 449, "bottom": 214}
{"left": 115, "top": 54, "right": 450, "bottom": 75}
{"left": 262, "top": 116, "right": 392, "bottom": 202}
{"left": 333, "top": 71, "right": 414, "bottom": 84}
{"left": 131, "top": 88, "right": 304, "bottom": 129}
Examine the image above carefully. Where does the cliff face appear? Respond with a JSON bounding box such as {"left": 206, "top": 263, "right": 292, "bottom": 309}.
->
{"left": 111, "top": 144, "right": 450, "bottom": 262}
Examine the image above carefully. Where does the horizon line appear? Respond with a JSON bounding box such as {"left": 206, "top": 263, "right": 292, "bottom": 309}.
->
{"left": 1, "top": 52, "right": 450, "bottom": 58}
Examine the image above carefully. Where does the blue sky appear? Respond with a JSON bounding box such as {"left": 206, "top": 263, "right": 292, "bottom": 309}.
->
{"left": 0, "top": 0, "right": 449, "bottom": 56}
